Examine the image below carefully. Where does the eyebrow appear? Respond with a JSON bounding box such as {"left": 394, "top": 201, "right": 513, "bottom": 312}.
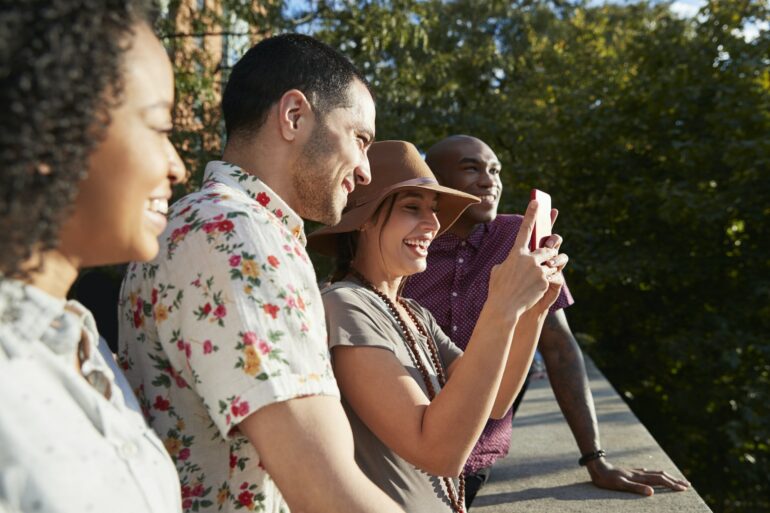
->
{"left": 142, "top": 100, "right": 173, "bottom": 112}
{"left": 458, "top": 156, "right": 501, "bottom": 167}
{"left": 358, "top": 126, "right": 375, "bottom": 144}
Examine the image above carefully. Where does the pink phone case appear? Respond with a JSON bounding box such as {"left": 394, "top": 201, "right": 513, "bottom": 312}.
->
{"left": 529, "top": 189, "right": 552, "bottom": 251}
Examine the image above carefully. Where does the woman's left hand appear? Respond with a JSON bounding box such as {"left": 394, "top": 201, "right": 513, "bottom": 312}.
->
{"left": 529, "top": 232, "right": 568, "bottom": 314}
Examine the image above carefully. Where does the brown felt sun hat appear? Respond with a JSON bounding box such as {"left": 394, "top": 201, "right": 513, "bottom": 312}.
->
{"left": 307, "top": 140, "right": 480, "bottom": 256}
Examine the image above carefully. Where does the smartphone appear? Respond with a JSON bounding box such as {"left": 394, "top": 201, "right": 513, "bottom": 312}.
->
{"left": 529, "top": 189, "right": 552, "bottom": 251}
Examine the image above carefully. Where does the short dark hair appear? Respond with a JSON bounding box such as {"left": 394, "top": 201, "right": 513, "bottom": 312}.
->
{"left": 0, "top": 0, "right": 154, "bottom": 278}
{"left": 222, "top": 33, "right": 372, "bottom": 140}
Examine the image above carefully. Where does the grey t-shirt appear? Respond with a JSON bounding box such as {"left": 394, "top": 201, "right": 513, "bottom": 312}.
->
{"left": 322, "top": 280, "right": 463, "bottom": 513}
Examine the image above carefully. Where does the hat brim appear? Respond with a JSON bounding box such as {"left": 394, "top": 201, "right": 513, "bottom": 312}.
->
{"left": 307, "top": 183, "right": 479, "bottom": 256}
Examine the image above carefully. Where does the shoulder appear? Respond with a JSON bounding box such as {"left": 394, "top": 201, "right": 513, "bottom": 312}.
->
{"left": 322, "top": 282, "right": 371, "bottom": 309}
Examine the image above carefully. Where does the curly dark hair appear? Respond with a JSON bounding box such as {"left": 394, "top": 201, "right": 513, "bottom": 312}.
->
{"left": 0, "top": 0, "right": 155, "bottom": 278}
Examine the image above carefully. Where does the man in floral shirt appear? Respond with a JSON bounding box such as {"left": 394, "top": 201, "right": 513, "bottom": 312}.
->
{"left": 118, "top": 34, "right": 402, "bottom": 513}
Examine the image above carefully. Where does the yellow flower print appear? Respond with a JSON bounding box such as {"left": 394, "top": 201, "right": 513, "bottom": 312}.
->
{"left": 154, "top": 303, "right": 169, "bottom": 323}
{"left": 217, "top": 485, "right": 229, "bottom": 506}
{"left": 243, "top": 285, "right": 253, "bottom": 295}
{"left": 176, "top": 419, "right": 185, "bottom": 431}
{"left": 243, "top": 346, "right": 261, "bottom": 376}
{"left": 164, "top": 436, "right": 181, "bottom": 457}
{"left": 241, "top": 259, "right": 260, "bottom": 278}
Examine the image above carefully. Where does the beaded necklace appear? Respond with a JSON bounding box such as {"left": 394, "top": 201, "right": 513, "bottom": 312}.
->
{"left": 350, "top": 269, "right": 466, "bottom": 513}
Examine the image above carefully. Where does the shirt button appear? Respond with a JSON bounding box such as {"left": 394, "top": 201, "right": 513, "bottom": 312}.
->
{"left": 458, "top": 258, "right": 464, "bottom": 264}
{"left": 452, "top": 326, "right": 458, "bottom": 332}
{"left": 452, "top": 292, "right": 458, "bottom": 297}
{"left": 120, "top": 441, "right": 138, "bottom": 459}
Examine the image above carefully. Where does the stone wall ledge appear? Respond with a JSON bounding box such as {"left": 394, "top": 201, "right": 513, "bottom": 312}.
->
{"left": 474, "top": 357, "right": 712, "bottom": 512}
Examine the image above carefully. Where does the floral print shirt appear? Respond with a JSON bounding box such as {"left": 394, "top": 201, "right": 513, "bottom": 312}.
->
{"left": 0, "top": 279, "right": 182, "bottom": 513}
{"left": 118, "top": 161, "right": 339, "bottom": 513}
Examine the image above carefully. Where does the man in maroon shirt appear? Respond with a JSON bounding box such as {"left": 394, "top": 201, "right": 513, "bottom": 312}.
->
{"left": 403, "top": 135, "right": 691, "bottom": 508}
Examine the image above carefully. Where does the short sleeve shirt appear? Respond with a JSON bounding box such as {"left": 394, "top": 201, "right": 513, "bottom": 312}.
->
{"left": 118, "top": 161, "right": 339, "bottom": 513}
{"left": 323, "top": 280, "right": 462, "bottom": 513}
{"left": 0, "top": 279, "right": 181, "bottom": 513}
{"left": 403, "top": 214, "right": 574, "bottom": 473}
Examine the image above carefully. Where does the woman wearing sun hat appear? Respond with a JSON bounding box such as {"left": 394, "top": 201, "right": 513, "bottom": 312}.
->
{"left": 308, "top": 140, "right": 568, "bottom": 512}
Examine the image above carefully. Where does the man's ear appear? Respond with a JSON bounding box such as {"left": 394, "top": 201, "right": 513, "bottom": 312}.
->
{"left": 277, "top": 89, "right": 313, "bottom": 142}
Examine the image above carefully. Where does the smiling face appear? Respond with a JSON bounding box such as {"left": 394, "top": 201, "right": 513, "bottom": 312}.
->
{"left": 57, "top": 23, "right": 185, "bottom": 267}
{"left": 426, "top": 136, "right": 502, "bottom": 238}
{"left": 293, "top": 79, "right": 375, "bottom": 225}
{"left": 356, "top": 190, "right": 440, "bottom": 282}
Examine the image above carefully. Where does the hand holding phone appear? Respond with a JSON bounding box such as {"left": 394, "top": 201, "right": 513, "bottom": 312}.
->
{"left": 529, "top": 189, "right": 552, "bottom": 251}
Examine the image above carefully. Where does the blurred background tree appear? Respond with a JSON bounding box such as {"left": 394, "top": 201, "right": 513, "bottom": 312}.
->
{"left": 74, "top": 0, "right": 769, "bottom": 511}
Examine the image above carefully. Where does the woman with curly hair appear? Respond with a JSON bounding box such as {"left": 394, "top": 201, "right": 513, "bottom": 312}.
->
{"left": 0, "top": 1, "right": 186, "bottom": 511}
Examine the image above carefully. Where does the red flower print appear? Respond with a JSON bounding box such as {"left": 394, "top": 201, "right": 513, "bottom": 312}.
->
{"left": 231, "top": 398, "right": 250, "bottom": 417}
{"left": 178, "top": 447, "right": 191, "bottom": 461}
{"left": 182, "top": 485, "right": 191, "bottom": 498}
{"left": 191, "top": 483, "right": 204, "bottom": 497}
{"left": 153, "top": 395, "right": 170, "bottom": 411}
{"left": 182, "top": 498, "right": 192, "bottom": 509}
{"left": 177, "top": 339, "right": 185, "bottom": 351}
{"left": 133, "top": 309, "right": 143, "bottom": 329}
{"left": 258, "top": 340, "right": 270, "bottom": 355}
{"left": 203, "top": 340, "right": 213, "bottom": 354}
{"left": 229, "top": 255, "right": 241, "bottom": 267}
{"left": 217, "top": 220, "right": 235, "bottom": 233}
{"left": 177, "top": 205, "right": 192, "bottom": 216}
{"left": 240, "top": 482, "right": 248, "bottom": 491}
{"left": 230, "top": 453, "right": 238, "bottom": 469}
{"left": 214, "top": 304, "right": 227, "bottom": 318}
{"left": 256, "top": 192, "right": 270, "bottom": 207}
{"left": 202, "top": 221, "right": 218, "bottom": 233}
{"left": 151, "top": 288, "right": 158, "bottom": 305}
{"left": 202, "top": 303, "right": 212, "bottom": 315}
{"left": 238, "top": 491, "right": 254, "bottom": 508}
{"left": 267, "top": 255, "right": 280, "bottom": 267}
{"left": 213, "top": 214, "right": 224, "bottom": 221}
{"left": 262, "top": 303, "right": 279, "bottom": 319}
{"left": 175, "top": 375, "right": 188, "bottom": 389}
{"left": 275, "top": 208, "right": 283, "bottom": 218}
{"left": 242, "top": 331, "right": 257, "bottom": 346}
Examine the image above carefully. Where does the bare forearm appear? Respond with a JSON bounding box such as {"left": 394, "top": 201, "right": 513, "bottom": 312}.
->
{"left": 539, "top": 310, "right": 601, "bottom": 454}
{"left": 419, "top": 306, "right": 519, "bottom": 474}
{"left": 490, "top": 309, "right": 547, "bottom": 417}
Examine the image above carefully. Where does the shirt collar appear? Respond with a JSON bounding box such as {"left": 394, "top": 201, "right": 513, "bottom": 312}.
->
{"left": 202, "top": 160, "right": 307, "bottom": 245}
{"left": 0, "top": 279, "right": 98, "bottom": 357}
{"left": 431, "top": 222, "right": 490, "bottom": 251}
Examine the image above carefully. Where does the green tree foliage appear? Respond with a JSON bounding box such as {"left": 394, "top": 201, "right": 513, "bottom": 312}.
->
{"left": 158, "top": 1, "right": 769, "bottom": 510}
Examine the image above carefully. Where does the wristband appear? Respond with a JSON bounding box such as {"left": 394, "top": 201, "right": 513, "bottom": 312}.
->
{"left": 578, "top": 449, "right": 606, "bottom": 466}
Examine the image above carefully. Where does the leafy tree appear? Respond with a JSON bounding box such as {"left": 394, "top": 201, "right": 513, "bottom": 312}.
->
{"left": 79, "top": 1, "right": 768, "bottom": 510}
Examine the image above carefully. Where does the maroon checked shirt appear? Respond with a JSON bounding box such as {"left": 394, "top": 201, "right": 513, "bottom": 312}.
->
{"left": 403, "top": 214, "right": 574, "bottom": 474}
